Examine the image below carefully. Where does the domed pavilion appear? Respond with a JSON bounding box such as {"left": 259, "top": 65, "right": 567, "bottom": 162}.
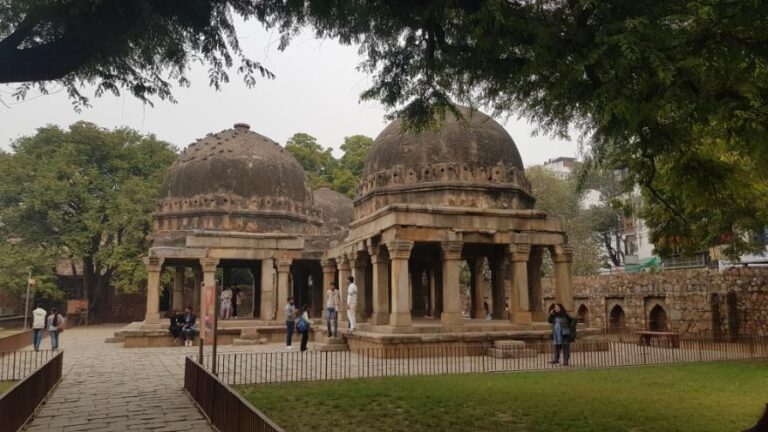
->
{"left": 135, "top": 109, "right": 574, "bottom": 348}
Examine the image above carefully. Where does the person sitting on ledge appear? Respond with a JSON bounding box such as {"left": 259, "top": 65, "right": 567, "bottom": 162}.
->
{"left": 169, "top": 309, "right": 182, "bottom": 343}
{"left": 180, "top": 307, "right": 197, "bottom": 347}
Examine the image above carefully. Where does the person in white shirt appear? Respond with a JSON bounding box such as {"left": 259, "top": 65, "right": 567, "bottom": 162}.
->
{"left": 285, "top": 297, "right": 296, "bottom": 350}
{"left": 32, "top": 305, "right": 47, "bottom": 351}
{"left": 325, "top": 282, "right": 340, "bottom": 337}
{"left": 220, "top": 286, "right": 233, "bottom": 320}
{"left": 346, "top": 276, "right": 358, "bottom": 331}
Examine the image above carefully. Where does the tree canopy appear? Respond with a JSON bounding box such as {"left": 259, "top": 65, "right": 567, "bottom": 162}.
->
{"left": 3, "top": 1, "right": 767, "bottom": 257}
{"left": 0, "top": 122, "right": 177, "bottom": 313}
{"left": 285, "top": 133, "right": 374, "bottom": 197}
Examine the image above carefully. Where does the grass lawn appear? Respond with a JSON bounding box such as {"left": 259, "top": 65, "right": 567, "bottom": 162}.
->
{"left": 239, "top": 361, "right": 768, "bottom": 432}
{"left": 0, "top": 380, "right": 17, "bottom": 395}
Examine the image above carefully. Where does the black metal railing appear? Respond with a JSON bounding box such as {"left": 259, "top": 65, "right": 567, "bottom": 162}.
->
{"left": 0, "top": 316, "right": 26, "bottom": 330}
{"left": 0, "top": 350, "right": 63, "bottom": 432}
{"left": 0, "top": 350, "right": 57, "bottom": 381}
{"left": 200, "top": 335, "right": 768, "bottom": 386}
{"left": 185, "top": 357, "right": 284, "bottom": 432}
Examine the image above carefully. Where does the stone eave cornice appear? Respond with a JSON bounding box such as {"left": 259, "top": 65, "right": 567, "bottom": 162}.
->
{"left": 348, "top": 204, "right": 549, "bottom": 230}
{"left": 152, "top": 209, "right": 323, "bottom": 226}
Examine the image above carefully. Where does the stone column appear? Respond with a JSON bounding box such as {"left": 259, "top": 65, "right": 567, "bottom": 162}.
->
{"left": 428, "top": 269, "right": 436, "bottom": 317}
{"left": 260, "top": 258, "right": 276, "bottom": 320}
{"left": 337, "top": 257, "right": 351, "bottom": 326}
{"left": 172, "top": 267, "right": 185, "bottom": 312}
{"left": 192, "top": 268, "right": 202, "bottom": 316}
{"left": 321, "top": 259, "right": 336, "bottom": 303}
{"left": 144, "top": 256, "right": 165, "bottom": 324}
{"left": 440, "top": 241, "right": 464, "bottom": 326}
{"left": 352, "top": 256, "right": 367, "bottom": 322}
{"left": 471, "top": 258, "right": 486, "bottom": 319}
{"left": 276, "top": 258, "right": 293, "bottom": 317}
{"left": 509, "top": 244, "right": 532, "bottom": 324}
{"left": 369, "top": 252, "right": 389, "bottom": 325}
{"left": 491, "top": 255, "right": 507, "bottom": 319}
{"left": 553, "top": 245, "right": 575, "bottom": 311}
{"left": 387, "top": 241, "right": 413, "bottom": 327}
{"left": 199, "top": 258, "right": 219, "bottom": 337}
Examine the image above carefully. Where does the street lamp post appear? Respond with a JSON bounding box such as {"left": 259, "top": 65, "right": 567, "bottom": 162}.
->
{"left": 23, "top": 272, "right": 35, "bottom": 330}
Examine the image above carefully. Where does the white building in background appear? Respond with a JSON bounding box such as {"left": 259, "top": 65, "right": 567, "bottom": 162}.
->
{"left": 542, "top": 156, "right": 576, "bottom": 179}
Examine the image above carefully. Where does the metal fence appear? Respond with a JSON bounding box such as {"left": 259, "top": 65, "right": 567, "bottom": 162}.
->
{"left": 185, "top": 357, "right": 284, "bottom": 432}
{"left": 0, "top": 350, "right": 57, "bottom": 381}
{"left": 0, "top": 316, "right": 25, "bottom": 331}
{"left": 200, "top": 335, "right": 768, "bottom": 386}
{"left": 0, "top": 350, "right": 63, "bottom": 432}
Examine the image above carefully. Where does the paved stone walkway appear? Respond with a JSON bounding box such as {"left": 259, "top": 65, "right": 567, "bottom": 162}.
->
{"left": 23, "top": 325, "right": 216, "bottom": 431}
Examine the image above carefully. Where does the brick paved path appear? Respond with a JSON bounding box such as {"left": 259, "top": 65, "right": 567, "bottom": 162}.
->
{"left": 23, "top": 325, "right": 214, "bottom": 432}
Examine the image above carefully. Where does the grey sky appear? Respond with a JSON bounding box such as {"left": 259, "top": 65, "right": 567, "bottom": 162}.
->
{"left": 0, "top": 22, "right": 577, "bottom": 165}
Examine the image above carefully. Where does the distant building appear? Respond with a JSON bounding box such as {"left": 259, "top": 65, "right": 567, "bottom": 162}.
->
{"left": 542, "top": 156, "right": 576, "bottom": 180}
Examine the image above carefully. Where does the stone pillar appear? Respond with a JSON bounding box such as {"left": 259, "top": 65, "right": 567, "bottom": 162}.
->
{"left": 428, "top": 269, "right": 436, "bottom": 317}
{"left": 337, "top": 258, "right": 351, "bottom": 324}
{"left": 491, "top": 255, "right": 507, "bottom": 320}
{"left": 470, "top": 259, "right": 486, "bottom": 319}
{"left": 172, "top": 267, "right": 185, "bottom": 312}
{"left": 276, "top": 258, "right": 292, "bottom": 317}
{"left": 260, "top": 258, "right": 276, "bottom": 320}
{"left": 440, "top": 241, "right": 464, "bottom": 326}
{"left": 387, "top": 241, "right": 413, "bottom": 327}
{"left": 553, "top": 245, "right": 575, "bottom": 311}
{"left": 192, "top": 268, "right": 202, "bottom": 316}
{"left": 352, "top": 256, "right": 367, "bottom": 322}
{"left": 369, "top": 252, "right": 389, "bottom": 325}
{"left": 509, "top": 244, "right": 532, "bottom": 324}
{"left": 144, "top": 256, "right": 165, "bottom": 324}
{"left": 199, "top": 258, "right": 219, "bottom": 336}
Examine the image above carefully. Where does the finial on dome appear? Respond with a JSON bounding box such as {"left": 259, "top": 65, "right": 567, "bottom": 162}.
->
{"left": 234, "top": 123, "right": 250, "bottom": 131}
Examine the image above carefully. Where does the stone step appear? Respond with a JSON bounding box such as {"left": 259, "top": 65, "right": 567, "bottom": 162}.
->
{"left": 104, "top": 337, "right": 125, "bottom": 343}
{"left": 240, "top": 328, "right": 261, "bottom": 339}
{"left": 233, "top": 338, "right": 267, "bottom": 346}
{"left": 493, "top": 339, "right": 526, "bottom": 349}
{"left": 487, "top": 347, "right": 537, "bottom": 359}
{"left": 313, "top": 342, "right": 348, "bottom": 352}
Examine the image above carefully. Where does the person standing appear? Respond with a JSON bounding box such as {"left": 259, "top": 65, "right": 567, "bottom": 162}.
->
{"left": 346, "top": 276, "right": 358, "bottom": 332}
{"left": 232, "top": 287, "right": 242, "bottom": 320}
{"left": 298, "top": 305, "right": 311, "bottom": 352}
{"left": 220, "top": 286, "right": 233, "bottom": 320}
{"left": 285, "top": 297, "right": 296, "bottom": 350}
{"left": 32, "top": 305, "right": 47, "bottom": 351}
{"left": 325, "top": 282, "right": 340, "bottom": 337}
{"left": 47, "top": 308, "right": 63, "bottom": 351}
{"left": 548, "top": 303, "right": 573, "bottom": 366}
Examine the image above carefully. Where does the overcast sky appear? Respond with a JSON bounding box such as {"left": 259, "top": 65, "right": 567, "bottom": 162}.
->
{"left": 0, "top": 21, "right": 577, "bottom": 166}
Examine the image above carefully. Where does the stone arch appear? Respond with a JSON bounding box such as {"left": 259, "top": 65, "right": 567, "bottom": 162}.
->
{"left": 608, "top": 304, "right": 626, "bottom": 332}
{"left": 577, "top": 303, "right": 590, "bottom": 326}
{"left": 648, "top": 304, "right": 668, "bottom": 331}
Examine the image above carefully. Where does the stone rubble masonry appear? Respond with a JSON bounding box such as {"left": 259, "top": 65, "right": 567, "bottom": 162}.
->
{"left": 542, "top": 267, "right": 768, "bottom": 336}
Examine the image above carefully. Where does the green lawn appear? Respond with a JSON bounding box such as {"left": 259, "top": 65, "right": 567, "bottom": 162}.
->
{"left": 0, "top": 380, "right": 17, "bottom": 395}
{"left": 239, "top": 361, "right": 768, "bottom": 432}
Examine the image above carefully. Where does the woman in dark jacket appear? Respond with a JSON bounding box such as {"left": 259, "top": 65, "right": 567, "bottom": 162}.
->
{"left": 548, "top": 303, "right": 573, "bottom": 366}
{"left": 169, "top": 310, "right": 183, "bottom": 342}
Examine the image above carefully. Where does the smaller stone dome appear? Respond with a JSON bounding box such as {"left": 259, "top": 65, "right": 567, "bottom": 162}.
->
{"left": 313, "top": 186, "right": 353, "bottom": 234}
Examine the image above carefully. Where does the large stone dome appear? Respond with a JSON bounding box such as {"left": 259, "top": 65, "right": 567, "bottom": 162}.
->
{"left": 313, "top": 186, "right": 354, "bottom": 234}
{"left": 152, "top": 123, "right": 321, "bottom": 242}
{"left": 356, "top": 107, "right": 533, "bottom": 219}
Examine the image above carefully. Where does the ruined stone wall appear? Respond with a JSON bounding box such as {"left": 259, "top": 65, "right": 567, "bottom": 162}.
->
{"left": 542, "top": 268, "right": 768, "bottom": 336}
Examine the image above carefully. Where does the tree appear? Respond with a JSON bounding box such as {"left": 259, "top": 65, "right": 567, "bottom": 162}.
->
{"left": 333, "top": 135, "right": 374, "bottom": 197}
{"left": 0, "top": 241, "right": 60, "bottom": 300}
{"left": 0, "top": 0, "right": 275, "bottom": 107}
{"left": 285, "top": 133, "right": 338, "bottom": 189}
{"left": 527, "top": 166, "right": 601, "bottom": 276}
{"left": 0, "top": 122, "right": 177, "bottom": 316}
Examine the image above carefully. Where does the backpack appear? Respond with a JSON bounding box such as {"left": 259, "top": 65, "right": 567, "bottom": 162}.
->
{"left": 297, "top": 317, "right": 310, "bottom": 333}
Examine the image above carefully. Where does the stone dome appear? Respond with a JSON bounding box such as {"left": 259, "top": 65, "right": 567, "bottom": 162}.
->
{"left": 313, "top": 186, "right": 354, "bottom": 234}
{"left": 356, "top": 107, "right": 534, "bottom": 219}
{"left": 152, "top": 123, "right": 321, "bottom": 241}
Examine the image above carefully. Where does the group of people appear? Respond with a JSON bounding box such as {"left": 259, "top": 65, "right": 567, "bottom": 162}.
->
{"left": 169, "top": 307, "right": 199, "bottom": 346}
{"left": 284, "top": 275, "right": 359, "bottom": 351}
{"left": 219, "top": 286, "right": 242, "bottom": 320}
{"left": 31, "top": 305, "right": 64, "bottom": 351}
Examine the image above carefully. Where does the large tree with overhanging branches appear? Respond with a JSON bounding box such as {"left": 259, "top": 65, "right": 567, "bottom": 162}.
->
{"left": 3, "top": 0, "right": 767, "bottom": 258}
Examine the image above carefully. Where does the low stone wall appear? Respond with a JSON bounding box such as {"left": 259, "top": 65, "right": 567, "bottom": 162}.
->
{"left": 543, "top": 268, "right": 768, "bottom": 336}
